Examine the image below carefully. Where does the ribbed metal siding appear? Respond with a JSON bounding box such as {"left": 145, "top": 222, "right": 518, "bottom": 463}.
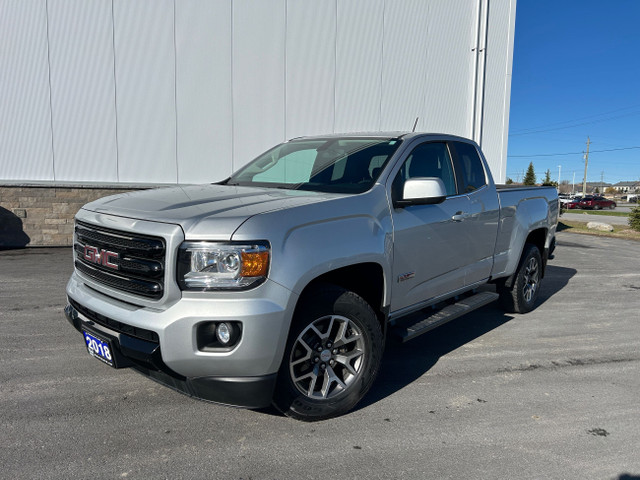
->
{"left": 0, "top": 0, "right": 515, "bottom": 184}
{"left": 0, "top": 1, "right": 54, "bottom": 181}
{"left": 47, "top": 0, "right": 118, "bottom": 183}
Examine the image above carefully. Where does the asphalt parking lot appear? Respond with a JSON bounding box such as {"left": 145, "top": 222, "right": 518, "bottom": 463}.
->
{"left": 1, "top": 232, "right": 639, "bottom": 480}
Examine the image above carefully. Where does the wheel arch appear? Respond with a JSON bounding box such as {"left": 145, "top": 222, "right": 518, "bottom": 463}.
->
{"left": 502, "top": 227, "right": 548, "bottom": 289}
{"left": 525, "top": 228, "right": 547, "bottom": 261}
{"left": 295, "top": 263, "right": 388, "bottom": 336}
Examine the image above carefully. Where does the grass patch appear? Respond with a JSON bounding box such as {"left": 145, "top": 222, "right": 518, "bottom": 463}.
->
{"left": 561, "top": 209, "right": 629, "bottom": 217}
{"left": 558, "top": 220, "right": 640, "bottom": 241}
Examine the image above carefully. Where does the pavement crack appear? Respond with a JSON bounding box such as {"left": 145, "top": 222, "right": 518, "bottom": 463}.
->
{"left": 498, "top": 356, "right": 639, "bottom": 373}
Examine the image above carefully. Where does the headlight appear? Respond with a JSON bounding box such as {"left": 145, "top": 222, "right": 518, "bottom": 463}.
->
{"left": 177, "top": 242, "right": 270, "bottom": 290}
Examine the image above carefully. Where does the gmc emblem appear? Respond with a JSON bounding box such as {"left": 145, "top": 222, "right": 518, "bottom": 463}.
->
{"left": 83, "top": 245, "right": 119, "bottom": 270}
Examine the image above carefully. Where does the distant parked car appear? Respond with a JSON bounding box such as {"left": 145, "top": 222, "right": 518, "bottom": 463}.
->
{"left": 578, "top": 195, "right": 616, "bottom": 210}
{"left": 558, "top": 194, "right": 574, "bottom": 206}
{"left": 565, "top": 197, "right": 583, "bottom": 209}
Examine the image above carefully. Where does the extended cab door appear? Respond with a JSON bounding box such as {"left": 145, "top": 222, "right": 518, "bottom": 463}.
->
{"left": 449, "top": 141, "right": 500, "bottom": 286}
{"left": 389, "top": 141, "right": 473, "bottom": 313}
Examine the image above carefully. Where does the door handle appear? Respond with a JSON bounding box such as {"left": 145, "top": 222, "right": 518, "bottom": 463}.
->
{"left": 452, "top": 211, "right": 468, "bottom": 222}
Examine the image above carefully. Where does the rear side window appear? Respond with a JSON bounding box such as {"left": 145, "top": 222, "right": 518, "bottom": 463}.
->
{"left": 453, "top": 142, "right": 487, "bottom": 193}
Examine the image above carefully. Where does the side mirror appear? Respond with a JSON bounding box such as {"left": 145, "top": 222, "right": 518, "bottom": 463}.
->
{"left": 395, "top": 178, "right": 447, "bottom": 207}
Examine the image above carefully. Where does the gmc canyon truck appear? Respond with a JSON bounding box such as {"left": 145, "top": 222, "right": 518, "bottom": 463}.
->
{"left": 65, "top": 133, "right": 558, "bottom": 421}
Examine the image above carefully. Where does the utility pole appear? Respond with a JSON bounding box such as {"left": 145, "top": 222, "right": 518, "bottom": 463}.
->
{"left": 557, "top": 165, "right": 562, "bottom": 191}
{"left": 582, "top": 137, "right": 590, "bottom": 195}
{"left": 600, "top": 171, "right": 604, "bottom": 195}
{"left": 572, "top": 171, "right": 576, "bottom": 195}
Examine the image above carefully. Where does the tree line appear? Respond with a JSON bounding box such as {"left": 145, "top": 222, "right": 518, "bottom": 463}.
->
{"left": 506, "top": 162, "right": 556, "bottom": 187}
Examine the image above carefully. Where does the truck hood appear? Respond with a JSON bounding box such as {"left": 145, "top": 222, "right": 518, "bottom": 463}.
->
{"left": 82, "top": 184, "right": 342, "bottom": 240}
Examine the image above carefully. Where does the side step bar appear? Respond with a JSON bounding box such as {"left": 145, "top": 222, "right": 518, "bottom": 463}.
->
{"left": 393, "top": 291, "right": 499, "bottom": 343}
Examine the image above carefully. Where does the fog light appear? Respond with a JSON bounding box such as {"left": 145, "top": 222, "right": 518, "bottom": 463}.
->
{"left": 196, "top": 321, "right": 241, "bottom": 351}
{"left": 216, "top": 322, "right": 233, "bottom": 345}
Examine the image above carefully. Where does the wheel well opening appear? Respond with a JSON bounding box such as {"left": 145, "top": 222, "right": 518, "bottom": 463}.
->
{"left": 525, "top": 228, "right": 547, "bottom": 255}
{"left": 301, "top": 263, "right": 386, "bottom": 329}
{"left": 497, "top": 228, "right": 549, "bottom": 289}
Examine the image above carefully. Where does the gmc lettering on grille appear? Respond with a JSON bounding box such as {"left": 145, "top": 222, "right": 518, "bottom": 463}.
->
{"left": 83, "top": 246, "right": 119, "bottom": 270}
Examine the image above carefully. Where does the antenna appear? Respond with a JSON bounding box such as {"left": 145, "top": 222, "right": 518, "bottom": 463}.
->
{"left": 412, "top": 117, "right": 419, "bottom": 132}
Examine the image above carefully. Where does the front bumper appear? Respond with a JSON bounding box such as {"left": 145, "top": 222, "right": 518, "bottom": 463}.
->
{"left": 65, "top": 272, "right": 297, "bottom": 408}
{"left": 65, "top": 303, "right": 277, "bottom": 408}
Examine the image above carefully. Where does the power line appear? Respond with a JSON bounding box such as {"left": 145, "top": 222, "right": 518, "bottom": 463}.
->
{"left": 509, "top": 110, "right": 640, "bottom": 137}
{"left": 509, "top": 103, "right": 640, "bottom": 135}
{"left": 509, "top": 151, "right": 582, "bottom": 158}
{"left": 513, "top": 104, "right": 640, "bottom": 133}
{"left": 508, "top": 145, "right": 640, "bottom": 158}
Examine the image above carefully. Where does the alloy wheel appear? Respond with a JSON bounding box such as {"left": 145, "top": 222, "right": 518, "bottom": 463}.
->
{"left": 289, "top": 315, "right": 365, "bottom": 400}
{"left": 522, "top": 256, "right": 540, "bottom": 303}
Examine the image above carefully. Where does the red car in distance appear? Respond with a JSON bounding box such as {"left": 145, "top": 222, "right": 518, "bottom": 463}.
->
{"left": 578, "top": 195, "right": 616, "bottom": 210}
{"left": 564, "top": 197, "right": 582, "bottom": 209}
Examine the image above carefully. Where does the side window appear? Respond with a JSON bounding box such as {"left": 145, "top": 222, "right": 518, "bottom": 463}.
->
{"left": 392, "top": 142, "right": 457, "bottom": 198}
{"left": 453, "top": 142, "right": 487, "bottom": 193}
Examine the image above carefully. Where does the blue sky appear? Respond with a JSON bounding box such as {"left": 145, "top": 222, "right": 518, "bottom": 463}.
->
{"left": 507, "top": 0, "right": 640, "bottom": 186}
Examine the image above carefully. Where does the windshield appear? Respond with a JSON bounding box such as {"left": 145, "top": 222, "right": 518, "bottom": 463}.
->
{"left": 226, "top": 137, "right": 402, "bottom": 194}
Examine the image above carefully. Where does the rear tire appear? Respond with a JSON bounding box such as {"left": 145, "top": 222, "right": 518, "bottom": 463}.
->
{"left": 272, "top": 285, "right": 383, "bottom": 421}
{"left": 498, "top": 243, "right": 543, "bottom": 314}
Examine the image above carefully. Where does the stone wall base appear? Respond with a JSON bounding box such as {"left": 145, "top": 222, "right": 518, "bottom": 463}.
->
{"left": 0, "top": 185, "right": 147, "bottom": 247}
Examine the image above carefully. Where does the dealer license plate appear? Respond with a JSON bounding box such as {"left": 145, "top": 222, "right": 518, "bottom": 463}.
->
{"left": 83, "top": 330, "right": 115, "bottom": 367}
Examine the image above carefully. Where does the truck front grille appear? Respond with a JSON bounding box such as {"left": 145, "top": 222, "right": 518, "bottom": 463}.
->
{"left": 74, "top": 221, "right": 166, "bottom": 300}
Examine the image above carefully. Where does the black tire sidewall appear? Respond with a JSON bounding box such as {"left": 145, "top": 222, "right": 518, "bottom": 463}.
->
{"left": 512, "top": 244, "right": 542, "bottom": 313}
{"left": 498, "top": 243, "right": 543, "bottom": 314}
{"left": 272, "top": 286, "right": 383, "bottom": 421}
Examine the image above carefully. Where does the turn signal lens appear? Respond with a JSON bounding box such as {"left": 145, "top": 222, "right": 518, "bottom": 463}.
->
{"left": 240, "top": 251, "right": 270, "bottom": 277}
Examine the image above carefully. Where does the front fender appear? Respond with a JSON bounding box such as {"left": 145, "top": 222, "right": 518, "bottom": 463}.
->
{"left": 231, "top": 189, "right": 394, "bottom": 307}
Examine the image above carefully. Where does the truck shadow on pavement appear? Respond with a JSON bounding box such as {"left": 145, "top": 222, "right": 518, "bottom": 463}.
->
{"left": 357, "top": 264, "right": 577, "bottom": 411}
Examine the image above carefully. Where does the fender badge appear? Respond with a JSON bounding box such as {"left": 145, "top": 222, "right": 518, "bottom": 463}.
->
{"left": 398, "top": 271, "right": 415, "bottom": 282}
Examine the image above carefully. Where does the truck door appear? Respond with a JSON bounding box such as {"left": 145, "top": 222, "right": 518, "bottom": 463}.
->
{"left": 450, "top": 141, "right": 500, "bottom": 286}
{"left": 389, "top": 141, "right": 472, "bottom": 313}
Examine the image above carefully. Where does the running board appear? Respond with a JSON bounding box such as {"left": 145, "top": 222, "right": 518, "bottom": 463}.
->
{"left": 393, "top": 291, "right": 499, "bottom": 343}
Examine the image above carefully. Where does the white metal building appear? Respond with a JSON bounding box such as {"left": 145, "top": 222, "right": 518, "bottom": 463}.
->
{"left": 0, "top": 0, "right": 516, "bottom": 185}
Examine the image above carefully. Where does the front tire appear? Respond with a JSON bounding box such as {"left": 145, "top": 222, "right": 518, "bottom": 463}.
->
{"left": 498, "top": 243, "right": 543, "bottom": 314}
{"left": 272, "top": 285, "right": 383, "bottom": 421}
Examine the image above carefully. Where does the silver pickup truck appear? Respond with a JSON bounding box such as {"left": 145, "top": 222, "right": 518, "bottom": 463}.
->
{"left": 65, "top": 133, "right": 558, "bottom": 421}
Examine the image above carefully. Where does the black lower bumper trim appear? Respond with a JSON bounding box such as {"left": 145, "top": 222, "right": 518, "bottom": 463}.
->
{"left": 65, "top": 302, "right": 276, "bottom": 409}
{"left": 135, "top": 366, "right": 277, "bottom": 409}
